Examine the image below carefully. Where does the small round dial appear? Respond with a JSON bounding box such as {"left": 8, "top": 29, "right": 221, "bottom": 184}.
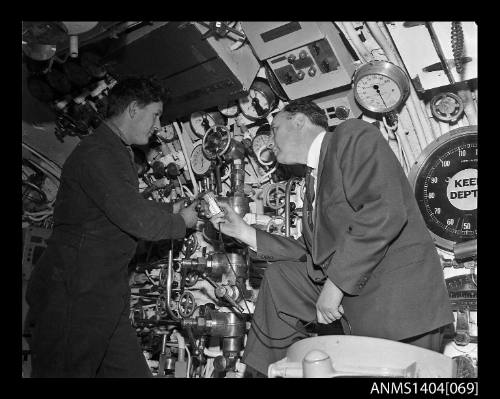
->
{"left": 252, "top": 134, "right": 274, "bottom": 165}
{"left": 189, "top": 111, "right": 225, "bottom": 138}
{"left": 190, "top": 143, "right": 211, "bottom": 176}
{"left": 238, "top": 79, "right": 277, "bottom": 121}
{"left": 408, "top": 126, "right": 477, "bottom": 252}
{"left": 353, "top": 60, "right": 410, "bottom": 114}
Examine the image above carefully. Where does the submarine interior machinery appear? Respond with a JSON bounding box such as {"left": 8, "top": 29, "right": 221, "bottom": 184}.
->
{"left": 22, "top": 21, "right": 477, "bottom": 378}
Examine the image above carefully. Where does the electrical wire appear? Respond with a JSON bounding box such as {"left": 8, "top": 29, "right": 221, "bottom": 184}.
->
{"left": 185, "top": 346, "right": 191, "bottom": 378}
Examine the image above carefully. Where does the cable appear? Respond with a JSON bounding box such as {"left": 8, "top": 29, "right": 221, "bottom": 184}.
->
{"left": 185, "top": 346, "right": 192, "bottom": 378}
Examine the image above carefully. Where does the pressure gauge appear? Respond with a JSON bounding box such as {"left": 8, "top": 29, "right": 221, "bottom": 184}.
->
{"left": 353, "top": 60, "right": 410, "bottom": 114}
{"left": 252, "top": 125, "right": 275, "bottom": 165}
{"left": 408, "top": 126, "right": 477, "bottom": 252}
{"left": 218, "top": 101, "right": 239, "bottom": 117}
{"left": 189, "top": 111, "right": 225, "bottom": 138}
{"left": 190, "top": 143, "right": 212, "bottom": 176}
{"left": 202, "top": 125, "right": 232, "bottom": 160}
{"left": 238, "top": 78, "right": 277, "bottom": 121}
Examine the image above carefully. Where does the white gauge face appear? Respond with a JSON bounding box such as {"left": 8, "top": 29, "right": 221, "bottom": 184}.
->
{"left": 158, "top": 124, "right": 175, "bottom": 141}
{"left": 355, "top": 74, "right": 402, "bottom": 112}
{"left": 252, "top": 134, "right": 274, "bottom": 163}
{"left": 190, "top": 144, "right": 211, "bottom": 176}
{"left": 218, "top": 102, "right": 239, "bottom": 117}
{"left": 190, "top": 112, "right": 216, "bottom": 138}
{"left": 238, "top": 89, "right": 271, "bottom": 119}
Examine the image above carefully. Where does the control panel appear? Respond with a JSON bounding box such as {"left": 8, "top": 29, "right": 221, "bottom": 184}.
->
{"left": 244, "top": 22, "right": 357, "bottom": 100}
{"left": 311, "top": 88, "right": 362, "bottom": 126}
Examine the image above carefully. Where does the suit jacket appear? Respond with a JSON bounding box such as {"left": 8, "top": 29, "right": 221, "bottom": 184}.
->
{"left": 254, "top": 119, "right": 453, "bottom": 340}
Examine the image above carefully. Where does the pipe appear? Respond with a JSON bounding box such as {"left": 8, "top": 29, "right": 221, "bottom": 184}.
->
{"left": 165, "top": 246, "right": 180, "bottom": 322}
{"left": 398, "top": 107, "right": 422, "bottom": 159}
{"left": 366, "top": 22, "right": 433, "bottom": 147}
{"left": 339, "top": 22, "right": 371, "bottom": 62}
{"left": 173, "top": 121, "right": 199, "bottom": 197}
{"left": 457, "top": 86, "right": 478, "bottom": 125}
{"left": 285, "top": 177, "right": 301, "bottom": 237}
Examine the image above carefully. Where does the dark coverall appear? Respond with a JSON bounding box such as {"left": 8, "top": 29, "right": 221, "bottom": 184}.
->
{"left": 25, "top": 123, "right": 187, "bottom": 377}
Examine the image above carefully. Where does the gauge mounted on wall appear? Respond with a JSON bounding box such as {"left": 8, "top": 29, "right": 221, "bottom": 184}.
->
{"left": 238, "top": 78, "right": 277, "bottom": 121}
{"left": 190, "top": 142, "right": 212, "bottom": 176}
{"left": 202, "top": 125, "right": 232, "bottom": 160}
{"left": 353, "top": 60, "right": 410, "bottom": 114}
{"left": 252, "top": 124, "right": 275, "bottom": 165}
{"left": 408, "top": 125, "right": 477, "bottom": 253}
{"left": 189, "top": 110, "right": 225, "bottom": 138}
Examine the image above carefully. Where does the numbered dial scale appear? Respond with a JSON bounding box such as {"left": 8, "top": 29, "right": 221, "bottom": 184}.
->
{"left": 353, "top": 60, "right": 410, "bottom": 114}
{"left": 190, "top": 143, "right": 211, "bottom": 176}
{"left": 408, "top": 126, "right": 477, "bottom": 252}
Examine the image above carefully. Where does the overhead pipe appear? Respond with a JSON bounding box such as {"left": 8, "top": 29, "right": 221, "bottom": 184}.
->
{"left": 365, "top": 22, "right": 434, "bottom": 148}
{"left": 338, "top": 22, "right": 372, "bottom": 63}
{"left": 456, "top": 85, "right": 478, "bottom": 125}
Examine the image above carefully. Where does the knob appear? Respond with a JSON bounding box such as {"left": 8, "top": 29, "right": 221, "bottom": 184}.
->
{"left": 322, "top": 60, "right": 330, "bottom": 72}
{"left": 299, "top": 50, "right": 307, "bottom": 59}
{"left": 287, "top": 54, "right": 296, "bottom": 63}
{"left": 334, "top": 106, "right": 350, "bottom": 120}
{"left": 308, "top": 66, "right": 316, "bottom": 77}
{"left": 297, "top": 70, "right": 305, "bottom": 80}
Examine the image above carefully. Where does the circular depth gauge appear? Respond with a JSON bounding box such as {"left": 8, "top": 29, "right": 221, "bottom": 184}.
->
{"left": 408, "top": 126, "right": 477, "bottom": 252}
{"left": 353, "top": 60, "right": 410, "bottom": 114}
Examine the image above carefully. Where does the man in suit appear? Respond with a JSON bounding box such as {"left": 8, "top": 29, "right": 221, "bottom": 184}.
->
{"left": 25, "top": 77, "right": 199, "bottom": 377}
{"left": 211, "top": 100, "right": 453, "bottom": 376}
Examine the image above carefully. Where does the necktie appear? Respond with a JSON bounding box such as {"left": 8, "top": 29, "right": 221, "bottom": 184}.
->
{"left": 305, "top": 166, "right": 315, "bottom": 229}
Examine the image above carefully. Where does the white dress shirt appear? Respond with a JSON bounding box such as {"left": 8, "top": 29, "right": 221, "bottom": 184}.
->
{"left": 306, "top": 131, "right": 327, "bottom": 210}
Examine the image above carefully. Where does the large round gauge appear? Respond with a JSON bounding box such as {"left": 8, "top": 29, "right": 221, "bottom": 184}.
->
{"left": 252, "top": 125, "right": 275, "bottom": 165}
{"left": 238, "top": 78, "right": 277, "bottom": 121}
{"left": 408, "top": 126, "right": 477, "bottom": 252}
{"left": 353, "top": 60, "right": 410, "bottom": 114}
{"left": 189, "top": 111, "right": 225, "bottom": 138}
{"left": 190, "top": 143, "right": 211, "bottom": 176}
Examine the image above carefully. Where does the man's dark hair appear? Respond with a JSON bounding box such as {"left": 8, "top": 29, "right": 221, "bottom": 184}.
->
{"left": 106, "top": 76, "right": 165, "bottom": 119}
{"left": 281, "top": 100, "right": 329, "bottom": 130}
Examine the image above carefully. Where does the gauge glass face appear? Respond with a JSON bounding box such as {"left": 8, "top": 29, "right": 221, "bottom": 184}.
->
{"left": 414, "top": 134, "right": 477, "bottom": 250}
{"left": 190, "top": 144, "right": 211, "bottom": 176}
{"left": 252, "top": 134, "right": 274, "bottom": 163}
{"left": 190, "top": 112, "right": 215, "bottom": 137}
{"left": 356, "top": 74, "right": 402, "bottom": 112}
{"left": 218, "top": 102, "right": 239, "bottom": 117}
{"left": 239, "top": 89, "right": 271, "bottom": 119}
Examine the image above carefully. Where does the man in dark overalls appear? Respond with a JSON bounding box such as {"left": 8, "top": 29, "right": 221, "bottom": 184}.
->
{"left": 25, "top": 77, "right": 199, "bottom": 377}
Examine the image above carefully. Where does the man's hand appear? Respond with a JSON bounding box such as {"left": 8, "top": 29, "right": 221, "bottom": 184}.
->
{"left": 179, "top": 199, "right": 199, "bottom": 229}
{"left": 316, "top": 278, "right": 344, "bottom": 324}
{"left": 210, "top": 202, "right": 256, "bottom": 247}
{"left": 173, "top": 198, "right": 187, "bottom": 214}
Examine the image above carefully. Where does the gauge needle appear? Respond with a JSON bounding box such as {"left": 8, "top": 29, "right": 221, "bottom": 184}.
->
{"left": 251, "top": 96, "right": 265, "bottom": 115}
{"left": 373, "top": 85, "right": 388, "bottom": 108}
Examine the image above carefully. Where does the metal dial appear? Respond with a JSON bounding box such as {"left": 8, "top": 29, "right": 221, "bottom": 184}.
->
{"left": 353, "top": 60, "right": 410, "bottom": 114}
{"left": 190, "top": 143, "right": 211, "bottom": 176}
{"left": 202, "top": 125, "right": 232, "bottom": 159}
{"left": 189, "top": 111, "right": 225, "bottom": 138}
{"left": 238, "top": 79, "right": 277, "bottom": 121}
{"left": 408, "top": 126, "right": 477, "bottom": 252}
